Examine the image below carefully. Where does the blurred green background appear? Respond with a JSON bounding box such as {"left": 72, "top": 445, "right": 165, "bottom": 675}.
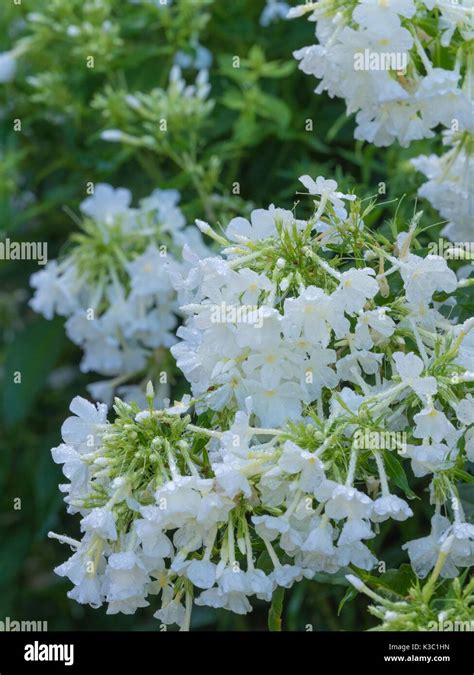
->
{"left": 0, "top": 0, "right": 461, "bottom": 631}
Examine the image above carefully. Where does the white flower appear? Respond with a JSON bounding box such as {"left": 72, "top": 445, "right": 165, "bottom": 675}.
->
{"left": 185, "top": 560, "right": 217, "bottom": 589}
{"left": 336, "top": 541, "right": 377, "bottom": 570}
{"left": 403, "top": 515, "right": 471, "bottom": 579}
{"left": 324, "top": 485, "right": 373, "bottom": 521}
{"left": 416, "top": 69, "right": 469, "bottom": 130}
{"left": 30, "top": 183, "right": 193, "bottom": 387}
{"left": 81, "top": 507, "right": 117, "bottom": 540}
{"left": 127, "top": 245, "right": 172, "bottom": 297}
{"left": 371, "top": 495, "right": 413, "bottom": 522}
{"left": 87, "top": 379, "right": 117, "bottom": 406}
{"left": 277, "top": 441, "right": 326, "bottom": 492}
{"left": 353, "top": 0, "right": 416, "bottom": 28}
{"left": 196, "top": 490, "right": 234, "bottom": 526}
{"left": 399, "top": 254, "right": 457, "bottom": 304}
{"left": 330, "top": 387, "right": 365, "bottom": 419}
{"left": 354, "top": 309, "right": 395, "bottom": 349}
{"left": 244, "top": 379, "right": 302, "bottom": 427}
{"left": 220, "top": 409, "right": 254, "bottom": 458}
{"left": 80, "top": 184, "right": 132, "bottom": 225}
{"left": 196, "top": 570, "right": 252, "bottom": 615}
{"left": 51, "top": 443, "right": 89, "bottom": 508}
{"left": 441, "top": 522, "right": 474, "bottom": 569}
{"left": 252, "top": 515, "right": 290, "bottom": 542}
{"left": 61, "top": 396, "right": 108, "bottom": 449}
{"left": 392, "top": 351, "right": 437, "bottom": 398}
{"left": 134, "top": 520, "right": 173, "bottom": 558}
{"left": 154, "top": 598, "right": 186, "bottom": 627}
{"left": 244, "top": 569, "right": 274, "bottom": 600}
{"left": 164, "top": 395, "right": 192, "bottom": 416}
{"left": 335, "top": 268, "right": 379, "bottom": 314}
{"left": 299, "top": 175, "right": 356, "bottom": 214}
{"left": 283, "top": 286, "right": 349, "bottom": 345}
{"left": 29, "top": 262, "right": 78, "bottom": 319}
{"left": 226, "top": 206, "right": 304, "bottom": 244}
{"left": 48, "top": 170, "right": 473, "bottom": 625}
{"left": 55, "top": 541, "right": 104, "bottom": 608}
{"left": 413, "top": 405, "right": 455, "bottom": 442}
{"left": 405, "top": 441, "right": 456, "bottom": 477}
{"left": 212, "top": 457, "right": 252, "bottom": 499}
{"left": 301, "top": 518, "right": 335, "bottom": 555}
{"left": 338, "top": 517, "right": 374, "bottom": 545}
{"left": 103, "top": 552, "right": 149, "bottom": 604}
{"left": 337, "top": 349, "right": 383, "bottom": 382}
{"left": 354, "top": 99, "right": 430, "bottom": 148}
{"left": 140, "top": 188, "right": 186, "bottom": 230}
{"left": 270, "top": 564, "right": 303, "bottom": 588}
{"left": 233, "top": 268, "right": 273, "bottom": 305}
{"left": 456, "top": 396, "right": 474, "bottom": 426}
{"left": 301, "top": 347, "right": 339, "bottom": 400}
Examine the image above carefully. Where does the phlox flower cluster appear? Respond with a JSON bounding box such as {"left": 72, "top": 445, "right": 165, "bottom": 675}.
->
{"left": 30, "top": 184, "right": 207, "bottom": 403}
{"left": 291, "top": 1, "right": 474, "bottom": 241}
{"left": 411, "top": 131, "right": 474, "bottom": 241}
{"left": 291, "top": 0, "right": 473, "bottom": 147}
{"left": 50, "top": 176, "right": 474, "bottom": 629}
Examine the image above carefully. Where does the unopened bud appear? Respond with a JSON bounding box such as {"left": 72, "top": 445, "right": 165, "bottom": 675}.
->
{"left": 146, "top": 380, "right": 155, "bottom": 400}
{"left": 346, "top": 574, "right": 364, "bottom": 591}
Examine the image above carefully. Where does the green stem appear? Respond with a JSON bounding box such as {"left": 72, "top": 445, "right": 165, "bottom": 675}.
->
{"left": 268, "top": 587, "right": 285, "bottom": 632}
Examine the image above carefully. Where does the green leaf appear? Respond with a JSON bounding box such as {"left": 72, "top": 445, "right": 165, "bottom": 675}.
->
{"left": 455, "top": 469, "right": 474, "bottom": 484}
{"left": 377, "top": 564, "right": 417, "bottom": 596}
{"left": 220, "top": 88, "right": 245, "bottom": 111}
{"left": 383, "top": 449, "right": 418, "bottom": 500}
{"left": 359, "top": 564, "right": 416, "bottom": 597}
{"left": 2, "top": 318, "right": 66, "bottom": 428}
{"left": 459, "top": 482, "right": 474, "bottom": 517}
{"left": 255, "top": 91, "right": 291, "bottom": 129}
{"left": 256, "top": 550, "right": 273, "bottom": 573}
{"left": 312, "top": 568, "right": 352, "bottom": 586}
{"left": 233, "top": 114, "right": 262, "bottom": 147}
{"left": 259, "top": 60, "right": 296, "bottom": 79}
{"left": 338, "top": 585, "right": 357, "bottom": 616}
{"left": 326, "top": 111, "right": 353, "bottom": 142}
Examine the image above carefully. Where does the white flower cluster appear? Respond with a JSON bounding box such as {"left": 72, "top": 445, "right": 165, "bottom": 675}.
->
{"left": 292, "top": 0, "right": 473, "bottom": 146}
{"left": 50, "top": 176, "right": 474, "bottom": 629}
{"left": 411, "top": 132, "right": 474, "bottom": 241}
{"left": 292, "top": 1, "right": 474, "bottom": 244}
{"left": 30, "top": 184, "right": 207, "bottom": 402}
